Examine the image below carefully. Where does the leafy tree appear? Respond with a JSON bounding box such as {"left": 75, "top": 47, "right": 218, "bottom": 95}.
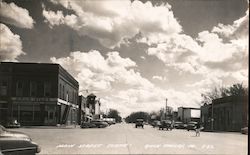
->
{"left": 125, "top": 111, "right": 150, "bottom": 123}
{"left": 201, "top": 83, "right": 248, "bottom": 104}
{"left": 227, "top": 83, "right": 248, "bottom": 96}
{"left": 107, "top": 109, "right": 122, "bottom": 123}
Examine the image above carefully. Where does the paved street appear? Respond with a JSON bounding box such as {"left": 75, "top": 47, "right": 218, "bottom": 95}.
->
{"left": 9, "top": 123, "right": 248, "bottom": 155}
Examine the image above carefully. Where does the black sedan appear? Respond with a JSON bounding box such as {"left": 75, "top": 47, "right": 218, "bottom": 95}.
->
{"left": 90, "top": 120, "right": 109, "bottom": 128}
{"left": 186, "top": 121, "right": 198, "bottom": 131}
{"left": 80, "top": 122, "right": 96, "bottom": 128}
{"left": 0, "top": 125, "right": 41, "bottom": 155}
{"left": 174, "top": 121, "right": 185, "bottom": 129}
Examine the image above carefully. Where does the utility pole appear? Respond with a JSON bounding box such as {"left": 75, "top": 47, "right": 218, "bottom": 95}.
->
{"left": 166, "top": 98, "right": 168, "bottom": 120}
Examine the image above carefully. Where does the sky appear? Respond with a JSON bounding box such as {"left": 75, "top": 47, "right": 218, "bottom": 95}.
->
{"left": 0, "top": 0, "right": 249, "bottom": 117}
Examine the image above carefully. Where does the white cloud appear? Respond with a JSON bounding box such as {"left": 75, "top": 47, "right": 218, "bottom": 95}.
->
{"left": 0, "top": 0, "right": 34, "bottom": 29}
{"left": 0, "top": 23, "right": 25, "bottom": 61}
{"left": 212, "top": 9, "right": 249, "bottom": 40}
{"left": 50, "top": 49, "right": 204, "bottom": 117}
{"left": 50, "top": 50, "right": 152, "bottom": 92}
{"left": 152, "top": 75, "right": 167, "bottom": 81}
{"left": 43, "top": 0, "right": 182, "bottom": 48}
{"left": 145, "top": 8, "right": 248, "bottom": 87}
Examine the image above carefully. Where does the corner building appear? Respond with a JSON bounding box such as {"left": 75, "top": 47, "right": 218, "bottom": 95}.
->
{"left": 0, "top": 62, "right": 79, "bottom": 126}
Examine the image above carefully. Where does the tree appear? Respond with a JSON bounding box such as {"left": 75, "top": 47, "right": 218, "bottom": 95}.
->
{"left": 125, "top": 111, "right": 150, "bottom": 123}
{"left": 227, "top": 83, "right": 248, "bottom": 96}
{"left": 201, "top": 83, "right": 248, "bottom": 104}
{"left": 107, "top": 109, "right": 122, "bottom": 123}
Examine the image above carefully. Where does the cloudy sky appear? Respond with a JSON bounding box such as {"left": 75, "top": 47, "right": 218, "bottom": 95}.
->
{"left": 0, "top": 0, "right": 248, "bottom": 117}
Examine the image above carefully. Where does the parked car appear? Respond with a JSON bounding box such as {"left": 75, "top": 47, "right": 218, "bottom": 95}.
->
{"left": 174, "top": 121, "right": 185, "bottom": 129}
{"left": 159, "top": 120, "right": 172, "bottom": 130}
{"left": 0, "top": 125, "right": 41, "bottom": 155}
{"left": 6, "top": 119, "right": 21, "bottom": 128}
{"left": 90, "top": 120, "right": 109, "bottom": 128}
{"left": 152, "top": 120, "right": 161, "bottom": 128}
{"left": 135, "top": 119, "right": 144, "bottom": 128}
{"left": 241, "top": 127, "right": 248, "bottom": 135}
{"left": 186, "top": 121, "right": 198, "bottom": 131}
{"left": 80, "top": 122, "right": 96, "bottom": 128}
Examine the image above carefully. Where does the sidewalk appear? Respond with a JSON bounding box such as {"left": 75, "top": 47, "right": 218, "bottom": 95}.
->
{"left": 22, "top": 124, "right": 80, "bottom": 129}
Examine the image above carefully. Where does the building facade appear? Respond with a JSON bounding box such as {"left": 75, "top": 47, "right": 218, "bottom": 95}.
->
{"left": 0, "top": 62, "right": 79, "bottom": 126}
{"left": 201, "top": 96, "right": 248, "bottom": 132}
{"left": 78, "top": 93, "right": 101, "bottom": 123}
{"left": 177, "top": 107, "right": 200, "bottom": 123}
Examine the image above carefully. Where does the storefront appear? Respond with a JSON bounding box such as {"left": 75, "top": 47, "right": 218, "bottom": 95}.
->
{"left": 11, "top": 97, "right": 58, "bottom": 126}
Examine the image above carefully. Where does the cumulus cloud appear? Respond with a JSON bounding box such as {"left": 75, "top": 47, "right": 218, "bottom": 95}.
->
{"left": 50, "top": 50, "right": 153, "bottom": 92}
{"left": 0, "top": 23, "right": 25, "bottom": 61}
{"left": 152, "top": 75, "right": 168, "bottom": 81}
{"left": 0, "top": 0, "right": 34, "bottom": 29}
{"left": 212, "top": 9, "right": 249, "bottom": 40}
{"left": 145, "top": 8, "right": 248, "bottom": 85}
{"left": 50, "top": 49, "right": 203, "bottom": 116}
{"left": 43, "top": 0, "right": 182, "bottom": 48}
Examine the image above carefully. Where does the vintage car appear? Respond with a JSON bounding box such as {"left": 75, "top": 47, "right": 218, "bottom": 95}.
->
{"left": 5, "top": 119, "right": 21, "bottom": 128}
{"left": 241, "top": 127, "right": 248, "bottom": 135}
{"left": 173, "top": 121, "right": 185, "bottom": 129}
{"left": 135, "top": 119, "right": 144, "bottom": 128}
{"left": 152, "top": 120, "right": 161, "bottom": 128}
{"left": 159, "top": 120, "right": 173, "bottom": 130}
{"left": 186, "top": 121, "right": 198, "bottom": 131}
{"left": 90, "top": 120, "right": 109, "bottom": 128}
{"left": 0, "top": 125, "right": 41, "bottom": 155}
{"left": 80, "top": 122, "right": 96, "bottom": 128}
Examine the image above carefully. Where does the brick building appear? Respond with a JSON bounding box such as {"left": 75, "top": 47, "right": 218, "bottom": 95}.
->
{"left": 201, "top": 96, "right": 248, "bottom": 132}
{"left": 0, "top": 62, "right": 79, "bottom": 126}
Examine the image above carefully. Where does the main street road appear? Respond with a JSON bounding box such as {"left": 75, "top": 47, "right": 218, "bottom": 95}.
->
{"left": 10, "top": 123, "right": 248, "bottom": 154}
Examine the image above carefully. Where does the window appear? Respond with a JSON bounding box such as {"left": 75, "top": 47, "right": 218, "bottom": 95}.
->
{"left": 44, "top": 82, "right": 51, "bottom": 97}
{"left": 59, "top": 84, "right": 62, "bottom": 99}
{"left": 16, "top": 81, "right": 23, "bottom": 96}
{"left": 30, "top": 81, "right": 37, "bottom": 97}
{"left": 62, "top": 85, "right": 65, "bottom": 100}
{"left": 0, "top": 80, "right": 7, "bottom": 96}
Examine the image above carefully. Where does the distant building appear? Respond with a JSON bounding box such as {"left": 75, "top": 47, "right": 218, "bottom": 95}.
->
{"left": 172, "top": 111, "right": 178, "bottom": 121}
{"left": 79, "top": 93, "right": 101, "bottom": 123}
{"left": 0, "top": 62, "right": 79, "bottom": 126}
{"left": 177, "top": 107, "right": 200, "bottom": 123}
{"left": 201, "top": 96, "right": 248, "bottom": 132}
{"left": 78, "top": 95, "right": 87, "bottom": 124}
